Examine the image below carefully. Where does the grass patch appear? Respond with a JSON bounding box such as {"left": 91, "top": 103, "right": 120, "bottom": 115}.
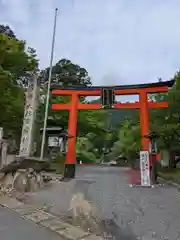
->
{"left": 158, "top": 167, "right": 180, "bottom": 183}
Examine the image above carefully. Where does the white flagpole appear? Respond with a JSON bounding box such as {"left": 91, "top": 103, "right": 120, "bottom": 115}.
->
{"left": 40, "top": 8, "right": 58, "bottom": 160}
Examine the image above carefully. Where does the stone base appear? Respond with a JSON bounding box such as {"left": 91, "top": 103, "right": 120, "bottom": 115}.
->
{"left": 63, "top": 164, "right": 76, "bottom": 179}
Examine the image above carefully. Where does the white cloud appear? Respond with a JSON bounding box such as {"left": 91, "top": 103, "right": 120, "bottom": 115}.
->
{"left": 0, "top": 0, "right": 180, "bottom": 85}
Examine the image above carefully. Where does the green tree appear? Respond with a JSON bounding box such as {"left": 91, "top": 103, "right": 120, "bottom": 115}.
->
{"left": 39, "top": 59, "right": 92, "bottom": 128}
{"left": 40, "top": 58, "right": 91, "bottom": 87}
{"left": 0, "top": 33, "right": 38, "bottom": 85}
{"left": 109, "top": 120, "right": 141, "bottom": 163}
{"left": 0, "top": 25, "right": 38, "bottom": 141}
{"left": 39, "top": 59, "right": 107, "bottom": 144}
{"left": 0, "top": 25, "right": 16, "bottom": 38}
{"left": 76, "top": 134, "right": 97, "bottom": 163}
{"left": 150, "top": 74, "right": 179, "bottom": 152}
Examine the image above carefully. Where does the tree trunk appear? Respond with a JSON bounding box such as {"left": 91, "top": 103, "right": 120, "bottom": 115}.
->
{"left": 169, "top": 151, "right": 176, "bottom": 168}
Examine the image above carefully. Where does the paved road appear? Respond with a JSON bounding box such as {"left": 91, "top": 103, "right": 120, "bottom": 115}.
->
{"left": 26, "top": 166, "right": 180, "bottom": 240}
{"left": 0, "top": 206, "right": 63, "bottom": 240}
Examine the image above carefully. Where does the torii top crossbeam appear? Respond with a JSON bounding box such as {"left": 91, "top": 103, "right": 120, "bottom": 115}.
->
{"left": 51, "top": 80, "right": 174, "bottom": 95}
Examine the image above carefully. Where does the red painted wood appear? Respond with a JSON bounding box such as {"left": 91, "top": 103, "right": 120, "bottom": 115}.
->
{"left": 51, "top": 86, "right": 169, "bottom": 97}
{"left": 51, "top": 101, "right": 168, "bottom": 110}
{"left": 65, "top": 94, "right": 78, "bottom": 164}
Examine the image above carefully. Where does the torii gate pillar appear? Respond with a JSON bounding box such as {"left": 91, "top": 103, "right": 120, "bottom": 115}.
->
{"left": 140, "top": 92, "right": 149, "bottom": 151}
{"left": 63, "top": 93, "right": 78, "bottom": 178}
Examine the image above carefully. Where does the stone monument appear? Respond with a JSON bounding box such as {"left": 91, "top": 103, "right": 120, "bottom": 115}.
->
{"left": 19, "top": 75, "right": 40, "bottom": 157}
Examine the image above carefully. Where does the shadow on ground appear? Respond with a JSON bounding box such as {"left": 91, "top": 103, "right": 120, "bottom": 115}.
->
{"left": 59, "top": 214, "right": 136, "bottom": 239}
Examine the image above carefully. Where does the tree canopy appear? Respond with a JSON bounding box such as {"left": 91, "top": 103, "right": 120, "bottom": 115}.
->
{"left": 0, "top": 26, "right": 38, "bottom": 142}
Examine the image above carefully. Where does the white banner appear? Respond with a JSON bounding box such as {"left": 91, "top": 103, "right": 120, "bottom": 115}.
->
{"left": 140, "top": 151, "right": 151, "bottom": 186}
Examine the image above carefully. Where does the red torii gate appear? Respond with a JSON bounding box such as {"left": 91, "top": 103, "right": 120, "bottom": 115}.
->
{"left": 51, "top": 80, "right": 174, "bottom": 178}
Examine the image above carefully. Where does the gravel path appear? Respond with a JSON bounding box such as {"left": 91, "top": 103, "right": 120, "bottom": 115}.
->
{"left": 25, "top": 166, "right": 180, "bottom": 240}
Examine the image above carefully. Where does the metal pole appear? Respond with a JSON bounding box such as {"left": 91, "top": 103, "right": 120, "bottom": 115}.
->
{"left": 40, "top": 8, "right": 58, "bottom": 160}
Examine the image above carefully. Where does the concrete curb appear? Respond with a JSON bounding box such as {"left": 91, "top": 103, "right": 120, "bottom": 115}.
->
{"left": 158, "top": 175, "right": 180, "bottom": 190}
{"left": 0, "top": 196, "right": 103, "bottom": 240}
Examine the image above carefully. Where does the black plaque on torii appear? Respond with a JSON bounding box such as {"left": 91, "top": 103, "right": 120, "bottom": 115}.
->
{"left": 101, "top": 88, "right": 115, "bottom": 109}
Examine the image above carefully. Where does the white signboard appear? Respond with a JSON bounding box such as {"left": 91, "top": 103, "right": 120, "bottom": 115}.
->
{"left": 140, "top": 151, "right": 151, "bottom": 187}
{"left": 48, "top": 137, "right": 63, "bottom": 147}
{"left": 48, "top": 137, "right": 59, "bottom": 147}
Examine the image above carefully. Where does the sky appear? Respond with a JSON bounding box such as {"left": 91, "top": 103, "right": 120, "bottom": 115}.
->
{"left": 0, "top": 0, "right": 180, "bottom": 88}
